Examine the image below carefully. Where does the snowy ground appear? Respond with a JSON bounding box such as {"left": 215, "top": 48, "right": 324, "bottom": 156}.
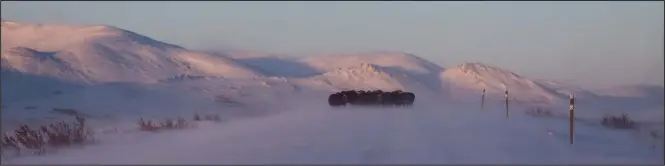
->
{"left": 2, "top": 99, "right": 662, "bottom": 165}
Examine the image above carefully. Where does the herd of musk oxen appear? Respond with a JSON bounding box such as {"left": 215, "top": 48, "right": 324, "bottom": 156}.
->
{"left": 328, "top": 90, "right": 415, "bottom": 107}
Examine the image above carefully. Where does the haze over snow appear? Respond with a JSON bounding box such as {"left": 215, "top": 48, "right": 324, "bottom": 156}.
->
{"left": 0, "top": 20, "right": 662, "bottom": 164}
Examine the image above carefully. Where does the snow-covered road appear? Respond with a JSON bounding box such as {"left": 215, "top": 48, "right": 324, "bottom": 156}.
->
{"left": 3, "top": 103, "right": 663, "bottom": 164}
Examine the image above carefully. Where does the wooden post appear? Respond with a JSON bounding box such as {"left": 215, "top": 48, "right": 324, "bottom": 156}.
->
{"left": 569, "top": 93, "right": 575, "bottom": 145}
{"left": 481, "top": 88, "right": 486, "bottom": 110}
{"left": 505, "top": 90, "right": 509, "bottom": 119}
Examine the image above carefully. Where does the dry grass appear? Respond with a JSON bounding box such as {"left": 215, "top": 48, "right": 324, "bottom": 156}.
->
{"left": 138, "top": 113, "right": 222, "bottom": 132}
{"left": 2, "top": 113, "right": 225, "bottom": 158}
{"left": 138, "top": 117, "right": 189, "bottom": 132}
{"left": 193, "top": 113, "right": 221, "bottom": 122}
{"left": 601, "top": 114, "right": 637, "bottom": 129}
{"left": 1, "top": 116, "right": 93, "bottom": 157}
{"left": 138, "top": 113, "right": 222, "bottom": 131}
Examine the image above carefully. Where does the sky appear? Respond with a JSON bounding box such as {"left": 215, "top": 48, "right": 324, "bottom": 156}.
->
{"left": 2, "top": 1, "right": 663, "bottom": 88}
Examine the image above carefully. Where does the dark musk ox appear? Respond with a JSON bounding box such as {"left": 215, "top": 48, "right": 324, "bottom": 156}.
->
{"left": 397, "top": 92, "right": 415, "bottom": 107}
{"left": 327, "top": 89, "right": 415, "bottom": 108}
{"left": 328, "top": 92, "right": 346, "bottom": 107}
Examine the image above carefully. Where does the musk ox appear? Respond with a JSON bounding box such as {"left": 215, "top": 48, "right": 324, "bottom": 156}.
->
{"left": 327, "top": 89, "right": 415, "bottom": 107}
{"left": 328, "top": 92, "right": 346, "bottom": 107}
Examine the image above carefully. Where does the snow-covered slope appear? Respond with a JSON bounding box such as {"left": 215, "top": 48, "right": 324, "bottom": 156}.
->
{"left": 209, "top": 50, "right": 276, "bottom": 60}
{"left": 536, "top": 79, "right": 600, "bottom": 99}
{"left": 212, "top": 51, "right": 322, "bottom": 78}
{"left": 0, "top": 75, "right": 325, "bottom": 131}
{"left": 307, "top": 63, "right": 409, "bottom": 91}
{"left": 576, "top": 85, "right": 664, "bottom": 119}
{"left": 592, "top": 85, "right": 664, "bottom": 99}
{"left": 441, "top": 63, "right": 565, "bottom": 103}
{"left": 1, "top": 20, "right": 263, "bottom": 84}
{"left": 0, "top": 68, "right": 84, "bottom": 103}
{"left": 205, "top": 51, "right": 448, "bottom": 95}
{"left": 300, "top": 52, "right": 446, "bottom": 93}
{"left": 301, "top": 51, "right": 443, "bottom": 75}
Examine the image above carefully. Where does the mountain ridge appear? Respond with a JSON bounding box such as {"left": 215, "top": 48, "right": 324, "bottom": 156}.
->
{"left": 1, "top": 20, "right": 264, "bottom": 83}
{"left": 2, "top": 20, "right": 660, "bottom": 105}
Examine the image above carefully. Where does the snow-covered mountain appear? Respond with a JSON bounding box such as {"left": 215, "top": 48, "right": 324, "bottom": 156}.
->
{"left": 305, "top": 63, "right": 412, "bottom": 91}
{"left": 581, "top": 85, "right": 664, "bottom": 114}
{"left": 592, "top": 85, "right": 664, "bottom": 99}
{"left": 535, "top": 79, "right": 600, "bottom": 99}
{"left": 211, "top": 51, "right": 322, "bottom": 78}
{"left": 298, "top": 52, "right": 446, "bottom": 94}
{"left": 1, "top": 20, "right": 263, "bottom": 84}
{"left": 204, "top": 50, "right": 448, "bottom": 94}
{"left": 300, "top": 51, "right": 444, "bottom": 75}
{"left": 2, "top": 20, "right": 660, "bottom": 111}
{"left": 440, "top": 62, "right": 565, "bottom": 103}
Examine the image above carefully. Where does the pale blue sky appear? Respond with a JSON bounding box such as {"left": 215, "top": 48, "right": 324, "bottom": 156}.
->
{"left": 2, "top": 1, "right": 663, "bottom": 88}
